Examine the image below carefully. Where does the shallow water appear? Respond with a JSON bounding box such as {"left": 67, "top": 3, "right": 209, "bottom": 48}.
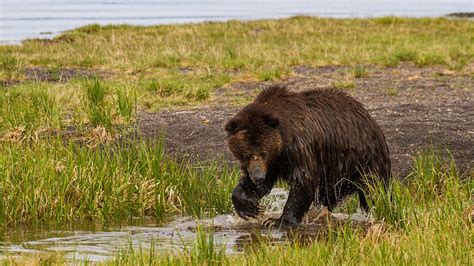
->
{"left": 0, "top": 189, "right": 372, "bottom": 262}
{"left": 1, "top": 0, "right": 472, "bottom": 43}
{"left": 0, "top": 213, "right": 371, "bottom": 262}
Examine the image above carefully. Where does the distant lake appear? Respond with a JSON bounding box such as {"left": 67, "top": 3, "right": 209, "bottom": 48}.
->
{"left": 1, "top": 0, "right": 472, "bottom": 43}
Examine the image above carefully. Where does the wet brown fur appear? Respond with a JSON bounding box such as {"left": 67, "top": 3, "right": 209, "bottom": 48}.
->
{"left": 225, "top": 84, "right": 391, "bottom": 226}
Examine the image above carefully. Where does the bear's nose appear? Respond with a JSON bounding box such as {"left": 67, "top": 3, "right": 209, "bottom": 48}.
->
{"left": 249, "top": 166, "right": 265, "bottom": 184}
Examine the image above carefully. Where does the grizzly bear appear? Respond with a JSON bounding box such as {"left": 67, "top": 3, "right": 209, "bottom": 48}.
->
{"left": 225, "top": 84, "right": 391, "bottom": 227}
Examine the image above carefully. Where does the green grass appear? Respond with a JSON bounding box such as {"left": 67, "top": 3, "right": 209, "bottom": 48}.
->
{"left": 82, "top": 78, "right": 112, "bottom": 128}
{"left": 0, "top": 83, "right": 62, "bottom": 140}
{"left": 0, "top": 78, "right": 141, "bottom": 139}
{"left": 386, "top": 87, "right": 398, "bottom": 96}
{"left": 351, "top": 65, "right": 369, "bottom": 78}
{"left": 0, "top": 17, "right": 472, "bottom": 109}
{"left": 332, "top": 80, "right": 356, "bottom": 90}
{"left": 116, "top": 84, "right": 136, "bottom": 122}
{"left": 0, "top": 138, "right": 238, "bottom": 226}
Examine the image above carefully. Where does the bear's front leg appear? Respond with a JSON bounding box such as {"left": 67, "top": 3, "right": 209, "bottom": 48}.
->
{"left": 232, "top": 174, "right": 274, "bottom": 219}
{"left": 262, "top": 182, "right": 313, "bottom": 228}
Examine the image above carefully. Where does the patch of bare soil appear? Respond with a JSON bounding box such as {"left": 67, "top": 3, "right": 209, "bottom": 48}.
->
{"left": 139, "top": 64, "right": 473, "bottom": 177}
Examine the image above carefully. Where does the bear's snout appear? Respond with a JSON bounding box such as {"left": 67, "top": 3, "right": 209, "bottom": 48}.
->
{"left": 249, "top": 165, "right": 266, "bottom": 184}
{"left": 247, "top": 155, "right": 267, "bottom": 184}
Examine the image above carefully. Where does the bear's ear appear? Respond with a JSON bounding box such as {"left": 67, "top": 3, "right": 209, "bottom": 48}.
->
{"left": 263, "top": 113, "right": 279, "bottom": 128}
{"left": 225, "top": 118, "right": 241, "bottom": 134}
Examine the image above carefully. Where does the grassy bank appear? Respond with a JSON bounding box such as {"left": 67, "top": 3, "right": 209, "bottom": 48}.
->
{"left": 1, "top": 17, "right": 473, "bottom": 110}
{"left": 0, "top": 138, "right": 238, "bottom": 226}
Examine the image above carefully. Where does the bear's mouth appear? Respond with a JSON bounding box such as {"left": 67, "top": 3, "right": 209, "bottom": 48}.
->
{"left": 249, "top": 167, "right": 265, "bottom": 184}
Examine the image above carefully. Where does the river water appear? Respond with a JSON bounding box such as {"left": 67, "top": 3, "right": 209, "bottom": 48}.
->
{"left": 1, "top": 0, "right": 473, "bottom": 43}
{"left": 0, "top": 188, "right": 372, "bottom": 262}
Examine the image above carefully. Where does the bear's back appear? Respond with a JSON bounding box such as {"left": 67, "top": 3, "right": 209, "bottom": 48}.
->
{"left": 255, "top": 85, "right": 367, "bottom": 120}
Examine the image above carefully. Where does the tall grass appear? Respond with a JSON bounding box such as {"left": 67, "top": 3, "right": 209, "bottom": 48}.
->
{"left": 115, "top": 85, "right": 136, "bottom": 123}
{"left": 82, "top": 78, "right": 112, "bottom": 128}
{"left": 0, "top": 83, "right": 62, "bottom": 140}
{"left": 0, "top": 138, "right": 238, "bottom": 226}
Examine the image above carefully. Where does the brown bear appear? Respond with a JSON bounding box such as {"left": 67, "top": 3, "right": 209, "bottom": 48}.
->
{"left": 225, "top": 84, "right": 391, "bottom": 227}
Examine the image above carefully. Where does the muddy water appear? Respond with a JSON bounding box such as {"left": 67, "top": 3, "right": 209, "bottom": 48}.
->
{"left": 0, "top": 189, "right": 372, "bottom": 262}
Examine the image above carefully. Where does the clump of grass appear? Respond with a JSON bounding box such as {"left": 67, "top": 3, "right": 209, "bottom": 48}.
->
{"left": 189, "top": 227, "right": 226, "bottom": 265}
{"left": 0, "top": 138, "right": 238, "bottom": 226}
{"left": 0, "top": 83, "right": 62, "bottom": 139}
{"left": 415, "top": 53, "right": 446, "bottom": 67}
{"left": 387, "top": 88, "right": 398, "bottom": 96}
{"left": 258, "top": 68, "right": 288, "bottom": 81}
{"left": 366, "top": 149, "right": 468, "bottom": 229}
{"left": 334, "top": 195, "right": 359, "bottom": 213}
{"left": 0, "top": 52, "right": 19, "bottom": 81}
{"left": 82, "top": 78, "right": 112, "bottom": 128}
{"left": 141, "top": 72, "right": 230, "bottom": 108}
{"left": 180, "top": 164, "right": 236, "bottom": 217}
{"left": 75, "top": 24, "right": 102, "bottom": 34}
{"left": 393, "top": 48, "right": 418, "bottom": 62}
{"left": 374, "top": 16, "right": 404, "bottom": 25}
{"left": 352, "top": 65, "right": 369, "bottom": 78}
{"left": 116, "top": 85, "right": 136, "bottom": 122}
{"left": 332, "top": 80, "right": 356, "bottom": 90}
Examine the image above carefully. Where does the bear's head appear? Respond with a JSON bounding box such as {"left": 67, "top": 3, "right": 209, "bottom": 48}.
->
{"left": 225, "top": 105, "right": 283, "bottom": 185}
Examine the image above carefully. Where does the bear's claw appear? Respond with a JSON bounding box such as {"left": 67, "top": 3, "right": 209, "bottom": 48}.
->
{"left": 261, "top": 218, "right": 295, "bottom": 228}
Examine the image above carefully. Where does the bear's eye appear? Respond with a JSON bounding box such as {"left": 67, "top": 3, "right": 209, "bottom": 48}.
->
{"left": 252, "top": 155, "right": 258, "bottom": 161}
{"left": 260, "top": 152, "right": 267, "bottom": 160}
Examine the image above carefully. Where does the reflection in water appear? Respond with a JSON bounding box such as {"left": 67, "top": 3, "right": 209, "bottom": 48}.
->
{"left": 0, "top": 212, "right": 371, "bottom": 262}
